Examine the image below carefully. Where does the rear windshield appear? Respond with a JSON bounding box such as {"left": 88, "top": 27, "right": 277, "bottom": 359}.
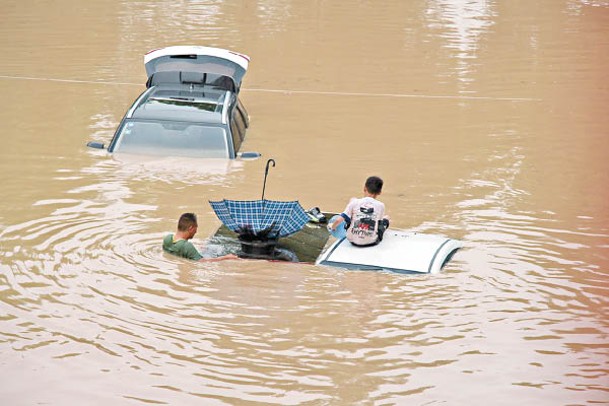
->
{"left": 113, "top": 120, "right": 229, "bottom": 158}
{"left": 148, "top": 96, "right": 219, "bottom": 113}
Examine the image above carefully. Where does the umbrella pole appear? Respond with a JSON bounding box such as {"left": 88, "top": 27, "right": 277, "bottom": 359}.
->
{"left": 261, "top": 159, "right": 275, "bottom": 200}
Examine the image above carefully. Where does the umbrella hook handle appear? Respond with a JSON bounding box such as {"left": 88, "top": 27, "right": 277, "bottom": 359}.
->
{"left": 262, "top": 159, "right": 276, "bottom": 200}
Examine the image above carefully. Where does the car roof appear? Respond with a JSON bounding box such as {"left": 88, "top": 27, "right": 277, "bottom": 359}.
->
{"left": 129, "top": 85, "right": 230, "bottom": 124}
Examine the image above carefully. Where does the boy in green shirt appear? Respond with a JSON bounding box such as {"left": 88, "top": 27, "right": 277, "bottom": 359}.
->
{"left": 163, "top": 213, "right": 238, "bottom": 262}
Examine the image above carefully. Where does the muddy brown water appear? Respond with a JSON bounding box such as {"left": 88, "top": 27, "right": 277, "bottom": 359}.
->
{"left": 1, "top": 1, "right": 608, "bottom": 404}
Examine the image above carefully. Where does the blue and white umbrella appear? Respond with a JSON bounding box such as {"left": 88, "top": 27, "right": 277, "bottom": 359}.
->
{"left": 210, "top": 199, "right": 309, "bottom": 238}
{"left": 210, "top": 159, "right": 309, "bottom": 239}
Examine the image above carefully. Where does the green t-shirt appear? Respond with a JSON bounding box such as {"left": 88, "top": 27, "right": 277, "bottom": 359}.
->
{"left": 163, "top": 234, "right": 203, "bottom": 260}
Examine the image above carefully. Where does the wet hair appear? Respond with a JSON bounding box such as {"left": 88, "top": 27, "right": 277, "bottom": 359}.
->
{"left": 365, "top": 176, "right": 384, "bottom": 195}
{"left": 177, "top": 213, "right": 198, "bottom": 231}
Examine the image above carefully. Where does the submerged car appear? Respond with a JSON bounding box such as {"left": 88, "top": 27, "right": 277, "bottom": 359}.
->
{"left": 210, "top": 211, "right": 462, "bottom": 274}
{"left": 88, "top": 45, "right": 258, "bottom": 159}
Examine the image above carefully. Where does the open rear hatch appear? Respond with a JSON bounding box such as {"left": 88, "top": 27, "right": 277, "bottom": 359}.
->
{"left": 144, "top": 46, "right": 250, "bottom": 91}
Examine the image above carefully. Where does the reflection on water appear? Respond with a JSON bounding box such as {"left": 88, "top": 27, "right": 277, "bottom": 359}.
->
{"left": 255, "top": 0, "right": 293, "bottom": 37}
{"left": 1, "top": 0, "right": 608, "bottom": 404}
{"left": 427, "top": 0, "right": 495, "bottom": 89}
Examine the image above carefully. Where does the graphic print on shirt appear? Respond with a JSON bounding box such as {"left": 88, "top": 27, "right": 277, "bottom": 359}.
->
{"left": 348, "top": 204, "right": 380, "bottom": 245}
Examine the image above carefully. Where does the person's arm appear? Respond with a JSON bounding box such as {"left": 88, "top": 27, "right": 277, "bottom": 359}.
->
{"left": 198, "top": 253, "right": 239, "bottom": 262}
{"left": 331, "top": 198, "right": 356, "bottom": 231}
{"left": 330, "top": 214, "right": 351, "bottom": 231}
{"left": 381, "top": 202, "right": 390, "bottom": 222}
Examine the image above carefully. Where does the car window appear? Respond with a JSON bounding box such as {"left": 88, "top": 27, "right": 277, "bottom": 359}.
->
{"left": 230, "top": 119, "right": 242, "bottom": 152}
{"left": 234, "top": 107, "right": 247, "bottom": 141}
{"left": 236, "top": 99, "right": 250, "bottom": 128}
{"left": 148, "top": 97, "right": 219, "bottom": 113}
{"left": 114, "top": 120, "right": 229, "bottom": 158}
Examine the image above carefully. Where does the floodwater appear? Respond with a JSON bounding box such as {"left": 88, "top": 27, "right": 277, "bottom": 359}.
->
{"left": 1, "top": 0, "right": 608, "bottom": 404}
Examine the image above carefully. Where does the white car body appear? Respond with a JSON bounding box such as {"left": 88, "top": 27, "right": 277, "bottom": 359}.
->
{"left": 316, "top": 229, "right": 462, "bottom": 274}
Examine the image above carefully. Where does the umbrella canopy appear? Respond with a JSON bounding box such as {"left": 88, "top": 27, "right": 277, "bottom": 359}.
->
{"left": 210, "top": 199, "right": 310, "bottom": 239}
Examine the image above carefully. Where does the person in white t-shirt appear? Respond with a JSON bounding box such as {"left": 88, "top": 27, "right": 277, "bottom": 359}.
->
{"left": 330, "top": 176, "right": 390, "bottom": 246}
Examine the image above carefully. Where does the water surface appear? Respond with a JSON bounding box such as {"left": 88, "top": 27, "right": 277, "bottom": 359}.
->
{"left": 0, "top": 0, "right": 608, "bottom": 404}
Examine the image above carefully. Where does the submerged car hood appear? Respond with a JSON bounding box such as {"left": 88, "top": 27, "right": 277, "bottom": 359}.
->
{"left": 144, "top": 46, "right": 250, "bottom": 89}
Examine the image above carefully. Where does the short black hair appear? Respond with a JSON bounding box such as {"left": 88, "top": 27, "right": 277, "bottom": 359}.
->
{"left": 365, "top": 176, "right": 383, "bottom": 195}
{"left": 177, "top": 213, "right": 198, "bottom": 231}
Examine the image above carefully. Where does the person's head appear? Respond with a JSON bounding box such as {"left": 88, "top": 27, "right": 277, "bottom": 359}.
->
{"left": 177, "top": 212, "right": 198, "bottom": 239}
{"left": 364, "top": 176, "right": 384, "bottom": 196}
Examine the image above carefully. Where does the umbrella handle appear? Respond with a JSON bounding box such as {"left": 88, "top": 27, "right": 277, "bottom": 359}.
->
{"left": 262, "top": 159, "right": 276, "bottom": 200}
